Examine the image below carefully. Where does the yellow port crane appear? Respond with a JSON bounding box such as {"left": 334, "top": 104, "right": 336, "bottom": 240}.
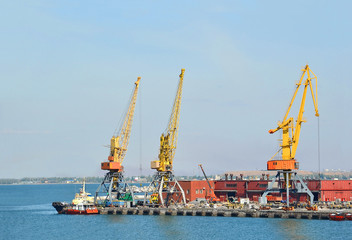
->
{"left": 95, "top": 77, "right": 141, "bottom": 206}
{"left": 261, "top": 65, "right": 319, "bottom": 207}
{"left": 144, "top": 69, "right": 186, "bottom": 207}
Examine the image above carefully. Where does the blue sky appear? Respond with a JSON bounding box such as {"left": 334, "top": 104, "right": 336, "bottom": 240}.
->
{"left": 1, "top": 1, "right": 351, "bottom": 178}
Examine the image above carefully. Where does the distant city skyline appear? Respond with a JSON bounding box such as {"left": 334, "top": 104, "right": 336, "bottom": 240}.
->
{"left": 1, "top": 1, "right": 352, "bottom": 178}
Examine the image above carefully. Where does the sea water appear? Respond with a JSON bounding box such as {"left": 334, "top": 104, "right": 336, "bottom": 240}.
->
{"left": 0, "top": 184, "right": 350, "bottom": 240}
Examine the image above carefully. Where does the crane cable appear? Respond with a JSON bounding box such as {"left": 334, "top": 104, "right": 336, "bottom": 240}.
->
{"left": 113, "top": 85, "right": 135, "bottom": 137}
{"left": 318, "top": 116, "right": 321, "bottom": 180}
{"left": 139, "top": 84, "right": 143, "bottom": 177}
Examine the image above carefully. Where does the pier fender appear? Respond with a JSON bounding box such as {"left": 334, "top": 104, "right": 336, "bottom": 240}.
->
{"left": 196, "top": 211, "right": 203, "bottom": 216}
{"left": 177, "top": 211, "right": 183, "bottom": 216}
{"left": 217, "top": 211, "right": 225, "bottom": 217}
{"left": 231, "top": 212, "right": 239, "bottom": 217}
{"left": 186, "top": 210, "right": 193, "bottom": 216}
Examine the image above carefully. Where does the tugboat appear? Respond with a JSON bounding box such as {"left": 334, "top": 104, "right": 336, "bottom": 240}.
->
{"left": 329, "top": 212, "right": 345, "bottom": 221}
{"left": 52, "top": 179, "right": 98, "bottom": 215}
{"left": 52, "top": 202, "right": 98, "bottom": 215}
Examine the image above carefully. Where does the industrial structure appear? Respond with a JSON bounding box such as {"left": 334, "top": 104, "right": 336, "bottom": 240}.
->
{"left": 144, "top": 69, "right": 186, "bottom": 207}
{"left": 51, "top": 64, "right": 352, "bottom": 220}
{"left": 260, "top": 65, "right": 319, "bottom": 207}
{"left": 199, "top": 164, "right": 220, "bottom": 203}
{"left": 95, "top": 77, "right": 141, "bottom": 206}
{"left": 177, "top": 178, "right": 352, "bottom": 203}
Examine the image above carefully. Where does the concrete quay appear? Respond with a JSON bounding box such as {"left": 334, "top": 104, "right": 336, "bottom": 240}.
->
{"left": 97, "top": 207, "right": 344, "bottom": 220}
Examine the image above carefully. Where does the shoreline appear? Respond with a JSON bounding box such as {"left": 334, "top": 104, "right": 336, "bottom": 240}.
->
{"left": 0, "top": 183, "right": 101, "bottom": 186}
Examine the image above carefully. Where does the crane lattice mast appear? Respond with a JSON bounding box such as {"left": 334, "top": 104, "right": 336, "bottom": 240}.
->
{"left": 101, "top": 77, "right": 141, "bottom": 171}
{"left": 151, "top": 69, "right": 184, "bottom": 172}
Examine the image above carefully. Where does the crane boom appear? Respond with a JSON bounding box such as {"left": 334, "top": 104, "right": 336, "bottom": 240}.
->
{"left": 101, "top": 77, "right": 141, "bottom": 172}
{"left": 151, "top": 69, "right": 185, "bottom": 172}
{"left": 165, "top": 68, "right": 184, "bottom": 161}
{"left": 199, "top": 164, "right": 212, "bottom": 190}
{"left": 267, "top": 65, "right": 319, "bottom": 170}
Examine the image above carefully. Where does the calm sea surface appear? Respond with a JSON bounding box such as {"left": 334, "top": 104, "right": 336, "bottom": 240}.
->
{"left": 0, "top": 184, "right": 350, "bottom": 240}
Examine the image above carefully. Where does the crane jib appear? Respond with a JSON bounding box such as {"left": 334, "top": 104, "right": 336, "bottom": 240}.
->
{"left": 151, "top": 69, "right": 185, "bottom": 173}
{"left": 101, "top": 77, "right": 141, "bottom": 172}
{"left": 267, "top": 65, "right": 319, "bottom": 171}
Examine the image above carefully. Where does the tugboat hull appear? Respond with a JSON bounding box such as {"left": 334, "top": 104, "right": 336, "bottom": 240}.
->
{"left": 65, "top": 207, "right": 98, "bottom": 215}
{"left": 52, "top": 202, "right": 98, "bottom": 214}
{"left": 52, "top": 202, "right": 69, "bottom": 214}
{"left": 329, "top": 213, "right": 345, "bottom": 221}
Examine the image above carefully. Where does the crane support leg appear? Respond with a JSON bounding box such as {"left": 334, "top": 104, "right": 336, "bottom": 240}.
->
{"left": 286, "top": 172, "right": 290, "bottom": 207}
{"left": 294, "top": 173, "right": 314, "bottom": 204}
{"left": 144, "top": 171, "right": 186, "bottom": 207}
{"left": 260, "top": 171, "right": 313, "bottom": 206}
{"left": 159, "top": 176, "right": 165, "bottom": 206}
{"left": 95, "top": 172, "right": 135, "bottom": 207}
{"left": 261, "top": 172, "right": 279, "bottom": 205}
